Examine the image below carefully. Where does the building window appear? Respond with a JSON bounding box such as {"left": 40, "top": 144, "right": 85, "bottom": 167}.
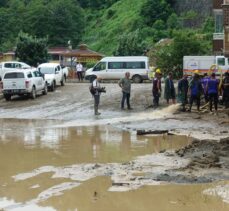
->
{"left": 215, "top": 13, "right": 223, "bottom": 33}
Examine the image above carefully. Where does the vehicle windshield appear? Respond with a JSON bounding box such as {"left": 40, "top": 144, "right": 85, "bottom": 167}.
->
{"left": 38, "top": 67, "right": 55, "bottom": 74}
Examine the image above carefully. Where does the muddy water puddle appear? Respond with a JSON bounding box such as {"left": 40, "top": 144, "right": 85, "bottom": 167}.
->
{"left": 0, "top": 119, "right": 228, "bottom": 210}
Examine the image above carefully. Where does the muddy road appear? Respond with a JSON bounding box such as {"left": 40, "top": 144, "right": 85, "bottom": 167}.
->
{"left": 0, "top": 83, "right": 229, "bottom": 211}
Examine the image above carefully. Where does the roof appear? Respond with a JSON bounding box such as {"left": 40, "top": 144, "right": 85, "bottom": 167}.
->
{"left": 101, "top": 56, "right": 148, "bottom": 62}
{"left": 61, "top": 44, "right": 104, "bottom": 58}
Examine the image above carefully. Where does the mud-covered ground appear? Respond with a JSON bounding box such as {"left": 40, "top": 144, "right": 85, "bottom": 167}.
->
{"left": 0, "top": 82, "right": 229, "bottom": 209}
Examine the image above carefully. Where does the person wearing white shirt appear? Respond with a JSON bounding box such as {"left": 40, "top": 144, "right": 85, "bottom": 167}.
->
{"left": 76, "top": 62, "right": 83, "bottom": 81}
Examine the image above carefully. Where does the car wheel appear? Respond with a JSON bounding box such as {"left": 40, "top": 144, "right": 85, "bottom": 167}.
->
{"left": 50, "top": 81, "right": 55, "bottom": 92}
{"left": 132, "top": 75, "right": 142, "bottom": 83}
{"left": 4, "top": 94, "right": 11, "bottom": 101}
{"left": 42, "top": 83, "right": 48, "bottom": 95}
{"left": 31, "top": 86, "right": 36, "bottom": 99}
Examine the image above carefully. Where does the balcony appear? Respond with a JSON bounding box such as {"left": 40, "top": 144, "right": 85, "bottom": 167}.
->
{"left": 213, "top": 33, "right": 224, "bottom": 40}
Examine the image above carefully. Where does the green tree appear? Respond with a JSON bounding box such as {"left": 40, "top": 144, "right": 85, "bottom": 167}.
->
{"left": 15, "top": 32, "right": 48, "bottom": 67}
{"left": 115, "top": 30, "right": 145, "bottom": 56}
{"left": 141, "top": 0, "right": 173, "bottom": 26}
{"left": 155, "top": 31, "right": 209, "bottom": 78}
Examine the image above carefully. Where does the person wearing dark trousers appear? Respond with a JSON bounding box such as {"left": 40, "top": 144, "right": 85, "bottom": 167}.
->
{"left": 223, "top": 72, "right": 229, "bottom": 109}
{"left": 201, "top": 73, "right": 210, "bottom": 103}
{"left": 152, "top": 69, "right": 162, "bottom": 108}
{"left": 188, "top": 70, "right": 202, "bottom": 112}
{"left": 178, "top": 74, "right": 189, "bottom": 111}
{"left": 92, "top": 76, "right": 102, "bottom": 115}
{"left": 76, "top": 62, "right": 83, "bottom": 81}
{"left": 118, "top": 72, "right": 132, "bottom": 110}
{"left": 207, "top": 73, "right": 219, "bottom": 114}
{"left": 164, "top": 72, "right": 176, "bottom": 104}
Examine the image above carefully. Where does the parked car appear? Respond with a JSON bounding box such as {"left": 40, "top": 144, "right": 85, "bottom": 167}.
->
{"left": 38, "top": 63, "right": 65, "bottom": 91}
{"left": 0, "top": 61, "right": 32, "bottom": 80}
{"left": 2, "top": 69, "right": 48, "bottom": 101}
{"left": 85, "top": 56, "right": 150, "bottom": 83}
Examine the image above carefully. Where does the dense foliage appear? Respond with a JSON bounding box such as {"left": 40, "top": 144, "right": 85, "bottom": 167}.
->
{"left": 15, "top": 32, "right": 48, "bottom": 66}
{"left": 0, "top": 0, "right": 84, "bottom": 52}
{"left": 0, "top": 0, "right": 214, "bottom": 75}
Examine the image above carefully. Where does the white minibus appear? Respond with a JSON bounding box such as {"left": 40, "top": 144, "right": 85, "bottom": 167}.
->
{"left": 85, "top": 56, "right": 149, "bottom": 83}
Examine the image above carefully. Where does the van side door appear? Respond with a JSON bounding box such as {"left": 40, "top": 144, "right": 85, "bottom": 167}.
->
{"left": 107, "top": 62, "right": 125, "bottom": 79}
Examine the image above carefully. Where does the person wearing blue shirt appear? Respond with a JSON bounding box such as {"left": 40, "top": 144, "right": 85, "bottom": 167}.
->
{"left": 207, "top": 73, "right": 219, "bottom": 114}
{"left": 201, "top": 73, "right": 210, "bottom": 103}
{"left": 188, "top": 71, "right": 202, "bottom": 112}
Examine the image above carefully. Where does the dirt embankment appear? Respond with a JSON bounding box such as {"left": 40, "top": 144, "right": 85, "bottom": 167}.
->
{"left": 176, "top": 138, "right": 229, "bottom": 170}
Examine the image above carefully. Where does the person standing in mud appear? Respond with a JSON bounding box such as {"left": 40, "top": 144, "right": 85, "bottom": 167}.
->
{"left": 152, "top": 68, "right": 162, "bottom": 108}
{"left": 201, "top": 73, "right": 210, "bottom": 103}
{"left": 178, "top": 74, "right": 189, "bottom": 111}
{"left": 92, "top": 76, "right": 103, "bottom": 115}
{"left": 76, "top": 62, "right": 83, "bottom": 82}
{"left": 188, "top": 70, "right": 202, "bottom": 112}
{"left": 207, "top": 73, "right": 219, "bottom": 114}
{"left": 118, "top": 72, "right": 132, "bottom": 110}
{"left": 164, "top": 72, "right": 176, "bottom": 104}
{"left": 222, "top": 72, "right": 229, "bottom": 109}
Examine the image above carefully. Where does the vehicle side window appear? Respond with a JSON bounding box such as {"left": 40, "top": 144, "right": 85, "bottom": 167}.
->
{"left": 4, "top": 63, "right": 13, "bottom": 68}
{"left": 33, "top": 71, "right": 41, "bottom": 77}
{"left": 57, "top": 66, "right": 61, "bottom": 71}
{"left": 93, "top": 62, "right": 106, "bottom": 71}
{"left": 27, "top": 72, "right": 33, "bottom": 78}
{"left": 126, "top": 62, "right": 145, "bottom": 69}
{"left": 15, "top": 63, "right": 21, "bottom": 68}
{"left": 217, "top": 58, "right": 225, "bottom": 66}
{"left": 108, "top": 62, "right": 124, "bottom": 69}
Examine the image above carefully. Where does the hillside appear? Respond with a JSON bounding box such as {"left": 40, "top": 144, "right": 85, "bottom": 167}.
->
{"left": 83, "top": 0, "right": 146, "bottom": 55}
{"left": 82, "top": 0, "right": 213, "bottom": 55}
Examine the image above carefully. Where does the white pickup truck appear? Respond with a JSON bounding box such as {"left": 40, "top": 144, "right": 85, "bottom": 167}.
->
{"left": 0, "top": 61, "right": 32, "bottom": 80}
{"left": 38, "top": 63, "right": 65, "bottom": 91}
{"left": 2, "top": 69, "right": 48, "bottom": 101}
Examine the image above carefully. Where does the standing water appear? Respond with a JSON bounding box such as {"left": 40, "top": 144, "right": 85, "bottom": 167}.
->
{"left": 0, "top": 118, "right": 228, "bottom": 211}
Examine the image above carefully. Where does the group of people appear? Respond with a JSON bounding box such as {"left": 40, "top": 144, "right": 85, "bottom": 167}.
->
{"left": 153, "top": 68, "right": 229, "bottom": 114}
{"left": 91, "top": 72, "right": 132, "bottom": 115}
{"left": 90, "top": 69, "right": 229, "bottom": 116}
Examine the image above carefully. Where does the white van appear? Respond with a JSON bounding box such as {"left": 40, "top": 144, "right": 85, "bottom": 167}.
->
{"left": 85, "top": 56, "right": 149, "bottom": 83}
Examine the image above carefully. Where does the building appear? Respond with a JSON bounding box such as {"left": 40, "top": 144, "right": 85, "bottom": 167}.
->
{"left": 213, "top": 0, "right": 224, "bottom": 55}
{"left": 213, "top": 0, "right": 229, "bottom": 56}
{"left": 0, "top": 44, "right": 103, "bottom": 65}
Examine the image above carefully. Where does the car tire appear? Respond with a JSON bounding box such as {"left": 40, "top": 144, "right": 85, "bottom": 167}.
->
{"left": 50, "top": 81, "right": 55, "bottom": 92}
{"left": 42, "top": 83, "right": 48, "bottom": 95}
{"left": 31, "top": 86, "right": 36, "bottom": 99}
{"left": 4, "top": 94, "right": 11, "bottom": 101}
{"left": 132, "top": 75, "right": 143, "bottom": 83}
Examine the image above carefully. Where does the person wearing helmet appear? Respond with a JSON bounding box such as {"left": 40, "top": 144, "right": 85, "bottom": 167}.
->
{"left": 188, "top": 71, "right": 202, "bottom": 112}
{"left": 152, "top": 69, "right": 162, "bottom": 107}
